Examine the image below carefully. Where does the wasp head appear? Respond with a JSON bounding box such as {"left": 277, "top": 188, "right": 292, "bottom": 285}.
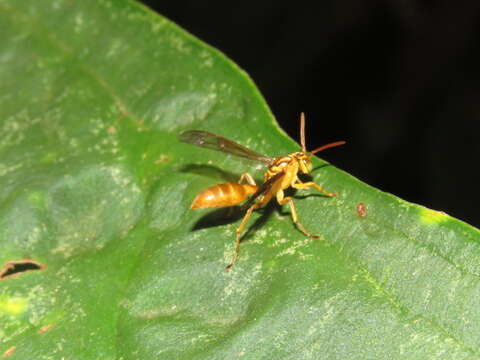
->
{"left": 294, "top": 152, "right": 313, "bottom": 174}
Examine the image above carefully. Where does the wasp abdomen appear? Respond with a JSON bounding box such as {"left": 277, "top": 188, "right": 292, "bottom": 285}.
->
{"left": 190, "top": 183, "right": 259, "bottom": 209}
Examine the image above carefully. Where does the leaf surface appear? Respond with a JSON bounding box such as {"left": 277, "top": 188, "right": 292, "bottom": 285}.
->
{"left": 1, "top": 1, "right": 479, "bottom": 359}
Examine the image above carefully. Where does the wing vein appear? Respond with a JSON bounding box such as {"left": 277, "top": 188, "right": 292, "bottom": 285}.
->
{"left": 180, "top": 130, "right": 272, "bottom": 163}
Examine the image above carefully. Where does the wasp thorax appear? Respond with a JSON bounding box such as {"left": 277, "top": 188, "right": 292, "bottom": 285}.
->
{"left": 271, "top": 156, "right": 291, "bottom": 168}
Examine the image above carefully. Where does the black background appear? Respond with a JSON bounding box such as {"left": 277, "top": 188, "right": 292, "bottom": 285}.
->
{"left": 141, "top": 1, "right": 480, "bottom": 227}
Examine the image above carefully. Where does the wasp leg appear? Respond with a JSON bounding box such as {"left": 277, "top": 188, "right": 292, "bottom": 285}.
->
{"left": 226, "top": 202, "right": 261, "bottom": 270}
{"left": 238, "top": 173, "right": 256, "bottom": 185}
{"left": 277, "top": 190, "right": 320, "bottom": 239}
{"left": 293, "top": 181, "right": 337, "bottom": 197}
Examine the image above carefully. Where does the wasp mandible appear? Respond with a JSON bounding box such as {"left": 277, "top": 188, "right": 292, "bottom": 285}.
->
{"left": 180, "top": 113, "right": 345, "bottom": 270}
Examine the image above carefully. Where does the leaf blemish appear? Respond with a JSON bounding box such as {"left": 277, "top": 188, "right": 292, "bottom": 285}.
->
{"left": 155, "top": 154, "right": 171, "bottom": 164}
{"left": 0, "top": 259, "right": 46, "bottom": 281}
{"left": 3, "top": 346, "right": 16, "bottom": 357}
{"left": 37, "top": 324, "right": 54, "bottom": 334}
{"left": 356, "top": 202, "right": 367, "bottom": 217}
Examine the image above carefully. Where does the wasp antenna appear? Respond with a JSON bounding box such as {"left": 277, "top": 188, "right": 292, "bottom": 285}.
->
{"left": 310, "top": 141, "right": 346, "bottom": 155}
{"left": 300, "top": 112, "right": 307, "bottom": 153}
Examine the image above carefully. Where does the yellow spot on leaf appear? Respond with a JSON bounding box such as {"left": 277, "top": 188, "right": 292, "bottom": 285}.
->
{"left": 419, "top": 207, "right": 448, "bottom": 225}
{"left": 0, "top": 297, "right": 28, "bottom": 315}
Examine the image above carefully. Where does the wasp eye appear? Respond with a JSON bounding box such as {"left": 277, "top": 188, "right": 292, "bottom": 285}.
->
{"left": 302, "top": 159, "right": 312, "bottom": 173}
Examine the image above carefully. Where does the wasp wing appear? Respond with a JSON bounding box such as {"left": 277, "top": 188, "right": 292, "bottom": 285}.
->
{"left": 241, "top": 172, "right": 285, "bottom": 210}
{"left": 180, "top": 130, "right": 272, "bottom": 163}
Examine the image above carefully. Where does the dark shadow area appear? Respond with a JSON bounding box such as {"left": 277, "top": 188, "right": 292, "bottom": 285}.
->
{"left": 281, "top": 188, "right": 332, "bottom": 208}
{"left": 192, "top": 206, "right": 246, "bottom": 230}
{"left": 311, "top": 164, "right": 330, "bottom": 173}
{"left": 191, "top": 202, "right": 277, "bottom": 244}
{"left": 180, "top": 163, "right": 240, "bottom": 183}
{"left": 240, "top": 202, "right": 277, "bottom": 242}
{"left": 293, "top": 193, "right": 331, "bottom": 201}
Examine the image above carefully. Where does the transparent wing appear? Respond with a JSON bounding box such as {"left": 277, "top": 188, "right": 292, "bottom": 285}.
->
{"left": 241, "top": 172, "right": 285, "bottom": 210}
{"left": 180, "top": 130, "right": 272, "bottom": 163}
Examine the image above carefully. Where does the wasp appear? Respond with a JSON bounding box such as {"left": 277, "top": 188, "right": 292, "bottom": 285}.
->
{"left": 180, "top": 113, "right": 345, "bottom": 270}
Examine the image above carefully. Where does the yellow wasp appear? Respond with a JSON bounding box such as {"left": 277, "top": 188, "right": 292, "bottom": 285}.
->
{"left": 180, "top": 113, "right": 345, "bottom": 269}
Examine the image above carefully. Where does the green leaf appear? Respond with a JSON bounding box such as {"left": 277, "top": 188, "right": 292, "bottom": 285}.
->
{"left": 1, "top": 0, "right": 479, "bottom": 359}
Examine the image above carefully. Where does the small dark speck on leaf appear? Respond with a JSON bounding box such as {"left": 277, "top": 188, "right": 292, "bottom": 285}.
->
{"left": 0, "top": 259, "right": 46, "bottom": 281}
